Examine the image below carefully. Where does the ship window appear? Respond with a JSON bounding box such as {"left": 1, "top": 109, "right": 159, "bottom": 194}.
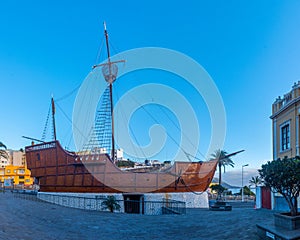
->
{"left": 7, "top": 170, "right": 10, "bottom": 173}
{"left": 281, "top": 123, "right": 290, "bottom": 151}
{"left": 13, "top": 170, "right": 17, "bottom": 173}
{"left": 19, "top": 176, "right": 24, "bottom": 179}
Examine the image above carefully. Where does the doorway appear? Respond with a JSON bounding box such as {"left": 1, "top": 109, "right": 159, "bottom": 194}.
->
{"left": 261, "top": 187, "right": 271, "bottom": 209}
{"left": 123, "top": 194, "right": 144, "bottom": 214}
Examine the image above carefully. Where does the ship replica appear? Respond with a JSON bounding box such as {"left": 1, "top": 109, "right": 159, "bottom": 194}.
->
{"left": 25, "top": 24, "right": 228, "bottom": 194}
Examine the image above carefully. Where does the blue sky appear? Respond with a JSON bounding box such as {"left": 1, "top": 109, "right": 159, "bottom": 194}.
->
{"left": 1, "top": 1, "right": 300, "bottom": 185}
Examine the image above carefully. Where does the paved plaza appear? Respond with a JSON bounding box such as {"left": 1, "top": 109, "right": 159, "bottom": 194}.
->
{"left": 0, "top": 192, "right": 274, "bottom": 240}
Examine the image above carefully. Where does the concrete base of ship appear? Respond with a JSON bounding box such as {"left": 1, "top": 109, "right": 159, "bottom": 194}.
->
{"left": 37, "top": 191, "right": 208, "bottom": 215}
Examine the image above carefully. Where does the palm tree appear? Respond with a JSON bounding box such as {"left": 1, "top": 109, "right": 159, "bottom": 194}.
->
{"left": 210, "top": 149, "right": 234, "bottom": 185}
{"left": 0, "top": 141, "right": 8, "bottom": 159}
{"left": 249, "top": 176, "right": 262, "bottom": 188}
{"left": 101, "top": 195, "right": 121, "bottom": 213}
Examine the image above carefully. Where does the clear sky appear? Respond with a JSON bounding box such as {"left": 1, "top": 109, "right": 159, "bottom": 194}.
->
{"left": 1, "top": 1, "right": 300, "bottom": 186}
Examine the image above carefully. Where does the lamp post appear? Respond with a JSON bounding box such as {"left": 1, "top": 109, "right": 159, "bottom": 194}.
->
{"left": 242, "top": 164, "right": 249, "bottom": 202}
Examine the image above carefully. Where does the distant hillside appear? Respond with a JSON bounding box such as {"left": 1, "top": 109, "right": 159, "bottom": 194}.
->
{"left": 212, "top": 178, "right": 240, "bottom": 189}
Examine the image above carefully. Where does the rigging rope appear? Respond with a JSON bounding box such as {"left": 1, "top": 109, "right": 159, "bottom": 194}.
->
{"left": 114, "top": 85, "right": 148, "bottom": 160}
{"left": 41, "top": 102, "right": 52, "bottom": 141}
{"left": 175, "top": 166, "right": 217, "bottom": 195}
{"left": 179, "top": 177, "right": 206, "bottom": 195}
{"left": 156, "top": 103, "right": 208, "bottom": 161}
{"left": 128, "top": 95, "right": 207, "bottom": 162}
{"left": 90, "top": 86, "right": 112, "bottom": 151}
{"left": 55, "top": 102, "right": 88, "bottom": 144}
{"left": 109, "top": 39, "right": 121, "bottom": 57}
{"left": 55, "top": 84, "right": 81, "bottom": 102}
{"left": 95, "top": 37, "right": 105, "bottom": 66}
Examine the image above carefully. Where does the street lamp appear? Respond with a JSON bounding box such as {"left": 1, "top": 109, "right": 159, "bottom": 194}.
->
{"left": 242, "top": 164, "right": 249, "bottom": 202}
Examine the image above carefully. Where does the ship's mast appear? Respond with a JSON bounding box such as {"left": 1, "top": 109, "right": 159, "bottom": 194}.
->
{"left": 51, "top": 97, "right": 57, "bottom": 141}
{"left": 93, "top": 22, "right": 125, "bottom": 163}
{"left": 104, "top": 22, "right": 115, "bottom": 163}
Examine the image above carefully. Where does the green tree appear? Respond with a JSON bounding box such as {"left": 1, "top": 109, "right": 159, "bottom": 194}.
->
{"left": 117, "top": 160, "right": 135, "bottom": 168}
{"left": 249, "top": 176, "right": 262, "bottom": 188}
{"left": 210, "top": 149, "right": 234, "bottom": 185}
{"left": 101, "top": 196, "right": 121, "bottom": 213}
{"left": 0, "top": 142, "right": 8, "bottom": 159}
{"left": 211, "top": 184, "right": 227, "bottom": 201}
{"left": 259, "top": 157, "right": 300, "bottom": 216}
{"left": 239, "top": 186, "right": 255, "bottom": 196}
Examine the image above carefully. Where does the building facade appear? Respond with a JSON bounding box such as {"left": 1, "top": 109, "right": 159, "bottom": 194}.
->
{"left": 263, "top": 82, "right": 300, "bottom": 211}
{"left": 0, "top": 152, "right": 9, "bottom": 168}
{"left": 0, "top": 150, "right": 33, "bottom": 187}
{"left": 9, "top": 150, "right": 26, "bottom": 166}
{"left": 0, "top": 165, "right": 33, "bottom": 186}
{"left": 270, "top": 81, "right": 300, "bottom": 159}
{"left": 0, "top": 149, "right": 26, "bottom": 168}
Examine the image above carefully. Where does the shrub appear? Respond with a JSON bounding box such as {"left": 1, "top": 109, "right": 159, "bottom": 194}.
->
{"left": 101, "top": 196, "right": 121, "bottom": 213}
{"left": 259, "top": 157, "right": 300, "bottom": 216}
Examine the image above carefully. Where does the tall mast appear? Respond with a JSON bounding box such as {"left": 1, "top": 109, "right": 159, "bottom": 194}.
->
{"left": 104, "top": 22, "right": 111, "bottom": 64}
{"left": 51, "top": 97, "right": 57, "bottom": 141}
{"left": 104, "top": 22, "right": 115, "bottom": 163}
{"left": 93, "top": 22, "right": 125, "bottom": 163}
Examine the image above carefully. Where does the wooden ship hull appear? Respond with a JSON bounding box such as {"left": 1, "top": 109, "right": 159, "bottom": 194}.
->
{"left": 25, "top": 141, "right": 218, "bottom": 193}
{"left": 24, "top": 24, "right": 223, "bottom": 194}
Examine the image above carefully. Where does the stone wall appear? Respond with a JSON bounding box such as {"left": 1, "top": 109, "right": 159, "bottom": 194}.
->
{"left": 38, "top": 192, "right": 125, "bottom": 212}
{"left": 143, "top": 192, "right": 208, "bottom": 208}
{"left": 37, "top": 191, "right": 209, "bottom": 215}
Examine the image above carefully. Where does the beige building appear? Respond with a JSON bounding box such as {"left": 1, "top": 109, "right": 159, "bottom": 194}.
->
{"left": 9, "top": 150, "right": 26, "bottom": 166}
{"left": 0, "top": 150, "right": 26, "bottom": 168}
{"left": 0, "top": 152, "right": 9, "bottom": 168}
{"left": 271, "top": 81, "right": 300, "bottom": 159}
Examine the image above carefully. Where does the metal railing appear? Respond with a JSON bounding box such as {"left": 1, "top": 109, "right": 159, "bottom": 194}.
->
{"left": 162, "top": 198, "right": 186, "bottom": 215}
{"left": 12, "top": 189, "right": 40, "bottom": 202}
{"left": 123, "top": 199, "right": 186, "bottom": 215}
{"left": 11, "top": 191, "right": 186, "bottom": 215}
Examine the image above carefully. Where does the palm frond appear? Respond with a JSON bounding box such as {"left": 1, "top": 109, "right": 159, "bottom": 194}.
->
{"left": 249, "top": 176, "right": 262, "bottom": 187}
{"left": 209, "top": 149, "right": 235, "bottom": 172}
{"left": 0, "top": 150, "right": 8, "bottom": 159}
{"left": 0, "top": 142, "right": 7, "bottom": 149}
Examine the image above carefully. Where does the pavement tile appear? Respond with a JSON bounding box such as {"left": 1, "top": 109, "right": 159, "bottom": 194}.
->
{"left": 0, "top": 192, "right": 274, "bottom": 240}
